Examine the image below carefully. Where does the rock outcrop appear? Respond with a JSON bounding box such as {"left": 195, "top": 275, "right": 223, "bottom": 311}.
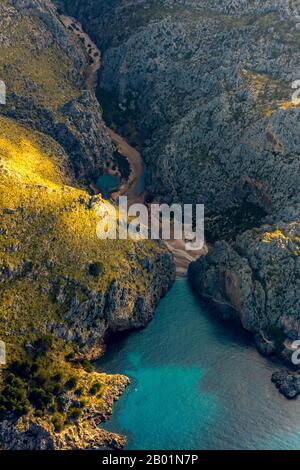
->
{"left": 189, "top": 217, "right": 300, "bottom": 363}
{"left": 0, "top": 0, "right": 176, "bottom": 364}
{"left": 272, "top": 370, "right": 300, "bottom": 400}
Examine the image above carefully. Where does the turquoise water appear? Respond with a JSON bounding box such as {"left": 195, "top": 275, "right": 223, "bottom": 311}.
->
{"left": 97, "top": 279, "right": 300, "bottom": 450}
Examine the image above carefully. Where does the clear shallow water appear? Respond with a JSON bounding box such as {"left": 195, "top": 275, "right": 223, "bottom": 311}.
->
{"left": 97, "top": 279, "right": 300, "bottom": 450}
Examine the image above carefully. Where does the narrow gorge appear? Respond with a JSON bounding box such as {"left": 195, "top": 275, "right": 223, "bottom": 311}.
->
{"left": 1, "top": 0, "right": 300, "bottom": 452}
{"left": 57, "top": 0, "right": 300, "bottom": 388}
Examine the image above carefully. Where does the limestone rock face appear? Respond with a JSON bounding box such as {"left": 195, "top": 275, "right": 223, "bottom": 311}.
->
{"left": 0, "top": 417, "right": 126, "bottom": 450}
{"left": 189, "top": 218, "right": 300, "bottom": 363}
{"left": 50, "top": 250, "right": 175, "bottom": 358}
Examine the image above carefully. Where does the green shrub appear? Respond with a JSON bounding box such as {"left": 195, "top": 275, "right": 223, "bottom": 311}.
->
{"left": 33, "top": 373, "right": 48, "bottom": 387}
{"left": 52, "top": 384, "right": 64, "bottom": 396}
{"left": 89, "top": 382, "right": 102, "bottom": 396}
{"left": 51, "top": 373, "right": 63, "bottom": 383}
{"left": 67, "top": 407, "right": 82, "bottom": 422}
{"left": 29, "top": 388, "right": 52, "bottom": 410}
{"left": 52, "top": 413, "right": 64, "bottom": 432}
{"left": 9, "top": 360, "right": 32, "bottom": 379}
{"left": 0, "top": 383, "right": 29, "bottom": 418}
{"left": 64, "top": 377, "right": 77, "bottom": 391}
{"left": 3, "top": 384, "right": 26, "bottom": 402}
{"left": 56, "top": 396, "right": 66, "bottom": 414}
{"left": 74, "top": 387, "right": 84, "bottom": 397}
{"left": 65, "top": 352, "right": 75, "bottom": 362}
{"left": 30, "top": 363, "right": 39, "bottom": 375}
{"left": 5, "top": 374, "right": 25, "bottom": 389}
{"left": 72, "top": 399, "right": 86, "bottom": 409}
{"left": 88, "top": 262, "right": 102, "bottom": 277}
{"left": 81, "top": 360, "right": 95, "bottom": 373}
{"left": 14, "top": 400, "right": 30, "bottom": 417}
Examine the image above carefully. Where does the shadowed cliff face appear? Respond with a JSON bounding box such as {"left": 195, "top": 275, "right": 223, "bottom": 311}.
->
{"left": 188, "top": 214, "right": 300, "bottom": 364}
{"left": 57, "top": 0, "right": 300, "bottom": 364}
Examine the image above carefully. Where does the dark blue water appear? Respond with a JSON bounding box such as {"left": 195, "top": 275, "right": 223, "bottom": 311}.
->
{"left": 97, "top": 279, "right": 300, "bottom": 450}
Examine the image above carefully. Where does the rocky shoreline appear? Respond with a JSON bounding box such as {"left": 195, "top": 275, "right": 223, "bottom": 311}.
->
{"left": 0, "top": 375, "right": 129, "bottom": 450}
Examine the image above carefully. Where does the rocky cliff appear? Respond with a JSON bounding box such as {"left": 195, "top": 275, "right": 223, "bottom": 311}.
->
{"left": 189, "top": 214, "right": 300, "bottom": 363}
{"left": 0, "top": 0, "right": 175, "bottom": 448}
{"left": 57, "top": 0, "right": 300, "bottom": 387}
